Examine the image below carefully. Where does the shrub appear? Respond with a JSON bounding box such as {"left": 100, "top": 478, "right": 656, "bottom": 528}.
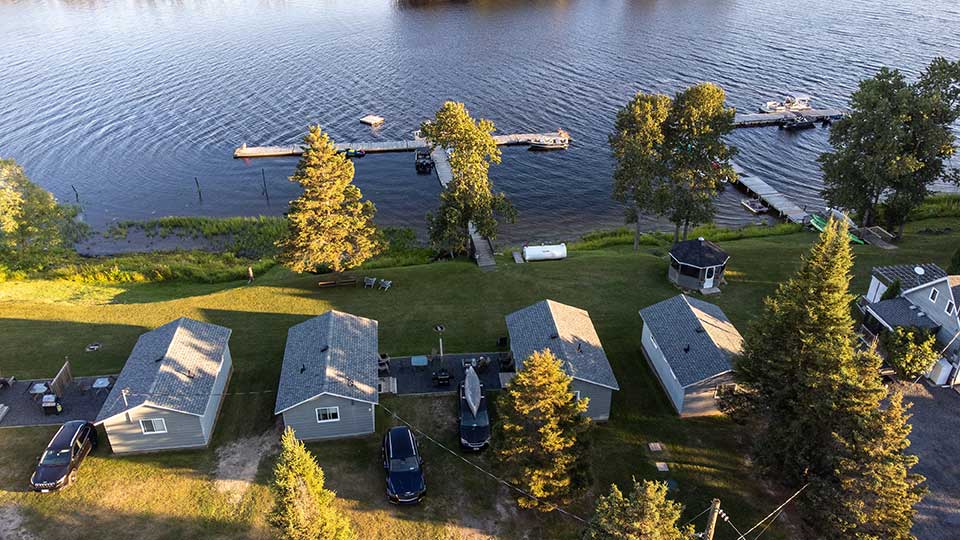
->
{"left": 51, "top": 252, "right": 275, "bottom": 284}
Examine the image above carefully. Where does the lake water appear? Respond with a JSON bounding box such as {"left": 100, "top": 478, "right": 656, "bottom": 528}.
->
{"left": 2, "top": 0, "right": 959, "bottom": 243}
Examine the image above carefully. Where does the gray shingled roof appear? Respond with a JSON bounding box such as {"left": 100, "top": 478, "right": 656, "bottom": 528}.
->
{"left": 274, "top": 311, "right": 379, "bottom": 414}
{"left": 96, "top": 318, "right": 231, "bottom": 423}
{"left": 669, "top": 238, "right": 729, "bottom": 268}
{"left": 867, "top": 298, "right": 942, "bottom": 331}
{"left": 505, "top": 300, "right": 619, "bottom": 390}
{"left": 873, "top": 263, "right": 947, "bottom": 290}
{"left": 639, "top": 295, "right": 742, "bottom": 387}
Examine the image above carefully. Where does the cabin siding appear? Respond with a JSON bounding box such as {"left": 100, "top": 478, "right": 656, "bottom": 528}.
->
{"left": 200, "top": 345, "right": 232, "bottom": 440}
{"left": 102, "top": 405, "right": 206, "bottom": 454}
{"left": 641, "top": 323, "right": 685, "bottom": 414}
{"left": 281, "top": 394, "right": 375, "bottom": 441}
{"left": 571, "top": 379, "right": 612, "bottom": 422}
{"left": 681, "top": 372, "right": 735, "bottom": 417}
{"left": 904, "top": 281, "right": 958, "bottom": 333}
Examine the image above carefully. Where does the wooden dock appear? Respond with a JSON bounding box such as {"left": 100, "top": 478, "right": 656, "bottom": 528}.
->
{"left": 233, "top": 131, "right": 568, "bottom": 159}
{"left": 469, "top": 223, "right": 496, "bottom": 269}
{"left": 431, "top": 147, "right": 454, "bottom": 187}
{"left": 734, "top": 108, "right": 846, "bottom": 128}
{"left": 733, "top": 164, "right": 809, "bottom": 224}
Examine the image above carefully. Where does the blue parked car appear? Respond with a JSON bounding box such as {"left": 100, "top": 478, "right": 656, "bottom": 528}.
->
{"left": 382, "top": 426, "right": 426, "bottom": 504}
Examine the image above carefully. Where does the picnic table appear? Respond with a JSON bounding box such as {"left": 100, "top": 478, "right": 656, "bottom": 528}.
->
{"left": 410, "top": 355, "right": 429, "bottom": 368}
{"left": 28, "top": 382, "right": 49, "bottom": 401}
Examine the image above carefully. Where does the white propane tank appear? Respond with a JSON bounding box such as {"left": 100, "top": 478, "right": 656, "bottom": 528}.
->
{"left": 522, "top": 243, "right": 567, "bottom": 262}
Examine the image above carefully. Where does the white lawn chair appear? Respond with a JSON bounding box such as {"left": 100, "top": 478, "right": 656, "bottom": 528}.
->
{"left": 379, "top": 279, "right": 393, "bottom": 291}
{"left": 364, "top": 277, "right": 377, "bottom": 288}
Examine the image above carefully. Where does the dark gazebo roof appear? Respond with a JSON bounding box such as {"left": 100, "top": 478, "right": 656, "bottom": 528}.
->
{"left": 669, "top": 238, "right": 729, "bottom": 268}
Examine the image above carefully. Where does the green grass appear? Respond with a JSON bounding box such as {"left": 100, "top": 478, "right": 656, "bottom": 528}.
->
{"left": 568, "top": 222, "right": 803, "bottom": 251}
{"left": 1, "top": 217, "right": 958, "bottom": 539}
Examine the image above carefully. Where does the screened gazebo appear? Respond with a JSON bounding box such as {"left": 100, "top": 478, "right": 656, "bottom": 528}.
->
{"left": 668, "top": 238, "right": 729, "bottom": 293}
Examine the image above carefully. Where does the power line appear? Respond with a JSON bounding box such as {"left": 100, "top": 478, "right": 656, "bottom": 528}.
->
{"left": 681, "top": 505, "right": 713, "bottom": 528}
{"left": 733, "top": 483, "right": 809, "bottom": 540}
{"left": 719, "top": 508, "right": 747, "bottom": 539}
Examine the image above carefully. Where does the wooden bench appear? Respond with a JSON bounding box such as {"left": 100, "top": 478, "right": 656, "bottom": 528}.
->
{"left": 317, "top": 277, "right": 358, "bottom": 288}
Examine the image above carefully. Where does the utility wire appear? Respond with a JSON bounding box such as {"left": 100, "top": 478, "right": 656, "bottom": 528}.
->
{"left": 733, "top": 483, "right": 809, "bottom": 540}
{"left": 750, "top": 508, "right": 783, "bottom": 540}
{"left": 681, "top": 505, "right": 713, "bottom": 528}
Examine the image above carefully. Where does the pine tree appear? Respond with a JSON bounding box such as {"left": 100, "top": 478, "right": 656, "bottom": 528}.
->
{"left": 277, "top": 126, "right": 381, "bottom": 273}
{"left": 584, "top": 479, "right": 694, "bottom": 540}
{"left": 421, "top": 102, "right": 516, "bottom": 255}
{"left": 732, "top": 219, "right": 924, "bottom": 538}
{"left": 269, "top": 427, "right": 356, "bottom": 540}
{"left": 496, "top": 349, "right": 590, "bottom": 511}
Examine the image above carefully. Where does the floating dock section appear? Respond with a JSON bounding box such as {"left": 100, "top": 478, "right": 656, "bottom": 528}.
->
{"left": 733, "top": 165, "right": 809, "bottom": 224}
{"left": 233, "top": 131, "right": 568, "bottom": 159}
{"left": 734, "top": 108, "right": 846, "bottom": 128}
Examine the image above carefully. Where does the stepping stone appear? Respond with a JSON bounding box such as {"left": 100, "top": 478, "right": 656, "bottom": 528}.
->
{"left": 648, "top": 442, "right": 664, "bottom": 452}
{"left": 655, "top": 462, "right": 669, "bottom": 472}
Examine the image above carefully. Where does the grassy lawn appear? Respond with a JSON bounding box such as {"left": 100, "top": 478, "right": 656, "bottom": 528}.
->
{"left": 0, "top": 218, "right": 957, "bottom": 539}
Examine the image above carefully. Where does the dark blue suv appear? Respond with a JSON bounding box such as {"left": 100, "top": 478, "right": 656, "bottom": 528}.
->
{"left": 382, "top": 426, "right": 426, "bottom": 504}
{"left": 30, "top": 420, "right": 97, "bottom": 492}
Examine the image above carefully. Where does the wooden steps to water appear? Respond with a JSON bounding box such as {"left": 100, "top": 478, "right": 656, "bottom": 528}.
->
{"left": 469, "top": 223, "right": 496, "bottom": 269}
{"left": 734, "top": 108, "right": 845, "bottom": 128}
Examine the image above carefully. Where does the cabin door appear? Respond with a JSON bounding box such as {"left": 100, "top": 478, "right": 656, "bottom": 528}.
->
{"left": 703, "top": 267, "right": 715, "bottom": 289}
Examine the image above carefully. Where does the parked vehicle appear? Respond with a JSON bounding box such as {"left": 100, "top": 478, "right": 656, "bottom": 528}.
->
{"left": 30, "top": 420, "right": 97, "bottom": 492}
{"left": 459, "top": 368, "right": 490, "bottom": 451}
{"left": 382, "top": 426, "right": 426, "bottom": 504}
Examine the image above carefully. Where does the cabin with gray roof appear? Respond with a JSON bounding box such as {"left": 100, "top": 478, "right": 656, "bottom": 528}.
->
{"left": 95, "top": 318, "right": 233, "bottom": 454}
{"left": 505, "top": 300, "right": 619, "bottom": 421}
{"left": 639, "top": 295, "right": 742, "bottom": 416}
{"left": 274, "top": 311, "right": 379, "bottom": 441}
{"left": 861, "top": 263, "right": 960, "bottom": 386}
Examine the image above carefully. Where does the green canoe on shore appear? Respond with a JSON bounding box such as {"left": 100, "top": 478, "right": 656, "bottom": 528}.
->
{"left": 808, "top": 214, "right": 866, "bottom": 244}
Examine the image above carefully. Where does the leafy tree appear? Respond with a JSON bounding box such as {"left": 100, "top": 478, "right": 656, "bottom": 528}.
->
{"left": 496, "top": 349, "right": 590, "bottom": 511}
{"left": 880, "top": 278, "right": 902, "bottom": 301}
{"left": 269, "top": 427, "right": 356, "bottom": 540}
{"left": 584, "top": 479, "right": 694, "bottom": 540}
{"left": 663, "top": 83, "right": 738, "bottom": 241}
{"left": 609, "top": 93, "right": 672, "bottom": 251}
{"left": 820, "top": 58, "right": 960, "bottom": 235}
{"left": 0, "top": 158, "right": 85, "bottom": 271}
{"left": 277, "top": 126, "right": 381, "bottom": 273}
{"left": 608, "top": 84, "right": 736, "bottom": 245}
{"left": 731, "top": 218, "right": 924, "bottom": 538}
{"left": 883, "top": 327, "right": 940, "bottom": 379}
{"left": 421, "top": 102, "right": 516, "bottom": 255}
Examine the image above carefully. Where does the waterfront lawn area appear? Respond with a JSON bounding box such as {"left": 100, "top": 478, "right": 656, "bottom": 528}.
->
{"left": 1, "top": 218, "right": 958, "bottom": 540}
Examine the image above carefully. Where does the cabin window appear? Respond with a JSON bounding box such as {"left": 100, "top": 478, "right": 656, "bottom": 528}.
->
{"left": 706, "top": 267, "right": 715, "bottom": 279}
{"left": 140, "top": 418, "right": 167, "bottom": 435}
{"left": 572, "top": 391, "right": 581, "bottom": 402}
{"left": 947, "top": 301, "right": 956, "bottom": 316}
{"left": 930, "top": 288, "right": 939, "bottom": 303}
{"left": 315, "top": 407, "right": 340, "bottom": 423}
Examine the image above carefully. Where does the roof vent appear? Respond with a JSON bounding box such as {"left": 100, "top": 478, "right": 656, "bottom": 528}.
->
{"left": 909, "top": 305, "right": 917, "bottom": 310}
{"left": 917, "top": 312, "right": 926, "bottom": 318}
{"left": 914, "top": 266, "right": 925, "bottom": 275}
{"left": 576, "top": 342, "right": 583, "bottom": 353}
{"left": 683, "top": 344, "right": 691, "bottom": 353}
{"left": 698, "top": 237, "right": 705, "bottom": 242}
{"left": 300, "top": 363, "right": 306, "bottom": 374}
{"left": 320, "top": 346, "right": 329, "bottom": 353}
{"left": 154, "top": 357, "right": 164, "bottom": 363}
{"left": 550, "top": 333, "right": 559, "bottom": 339}
{"left": 695, "top": 327, "right": 705, "bottom": 333}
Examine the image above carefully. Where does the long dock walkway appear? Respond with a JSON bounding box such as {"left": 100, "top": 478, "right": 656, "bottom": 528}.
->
{"left": 733, "top": 165, "right": 809, "bottom": 224}
{"left": 734, "top": 108, "right": 845, "bottom": 128}
{"left": 233, "top": 131, "right": 567, "bottom": 159}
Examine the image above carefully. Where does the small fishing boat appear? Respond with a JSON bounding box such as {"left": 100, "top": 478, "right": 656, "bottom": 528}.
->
{"left": 759, "top": 94, "right": 813, "bottom": 113}
{"left": 779, "top": 114, "right": 816, "bottom": 131}
{"left": 741, "top": 198, "right": 769, "bottom": 214}
{"left": 528, "top": 136, "right": 569, "bottom": 150}
{"left": 414, "top": 148, "right": 434, "bottom": 174}
{"left": 342, "top": 148, "right": 366, "bottom": 158}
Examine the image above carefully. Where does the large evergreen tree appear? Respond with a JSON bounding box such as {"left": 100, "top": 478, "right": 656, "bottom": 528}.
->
{"left": 608, "top": 84, "right": 736, "bottom": 245}
{"left": 820, "top": 58, "right": 960, "bottom": 234}
{"left": 277, "top": 126, "right": 381, "bottom": 273}
{"left": 496, "top": 349, "right": 590, "bottom": 511}
{"left": 731, "top": 219, "right": 924, "bottom": 538}
{"left": 0, "top": 158, "right": 85, "bottom": 271}
{"left": 584, "top": 479, "right": 694, "bottom": 540}
{"left": 421, "top": 101, "right": 516, "bottom": 255}
{"left": 269, "top": 427, "right": 356, "bottom": 540}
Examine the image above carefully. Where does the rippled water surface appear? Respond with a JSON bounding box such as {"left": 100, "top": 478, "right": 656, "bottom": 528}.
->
{"left": 2, "top": 0, "right": 959, "bottom": 242}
